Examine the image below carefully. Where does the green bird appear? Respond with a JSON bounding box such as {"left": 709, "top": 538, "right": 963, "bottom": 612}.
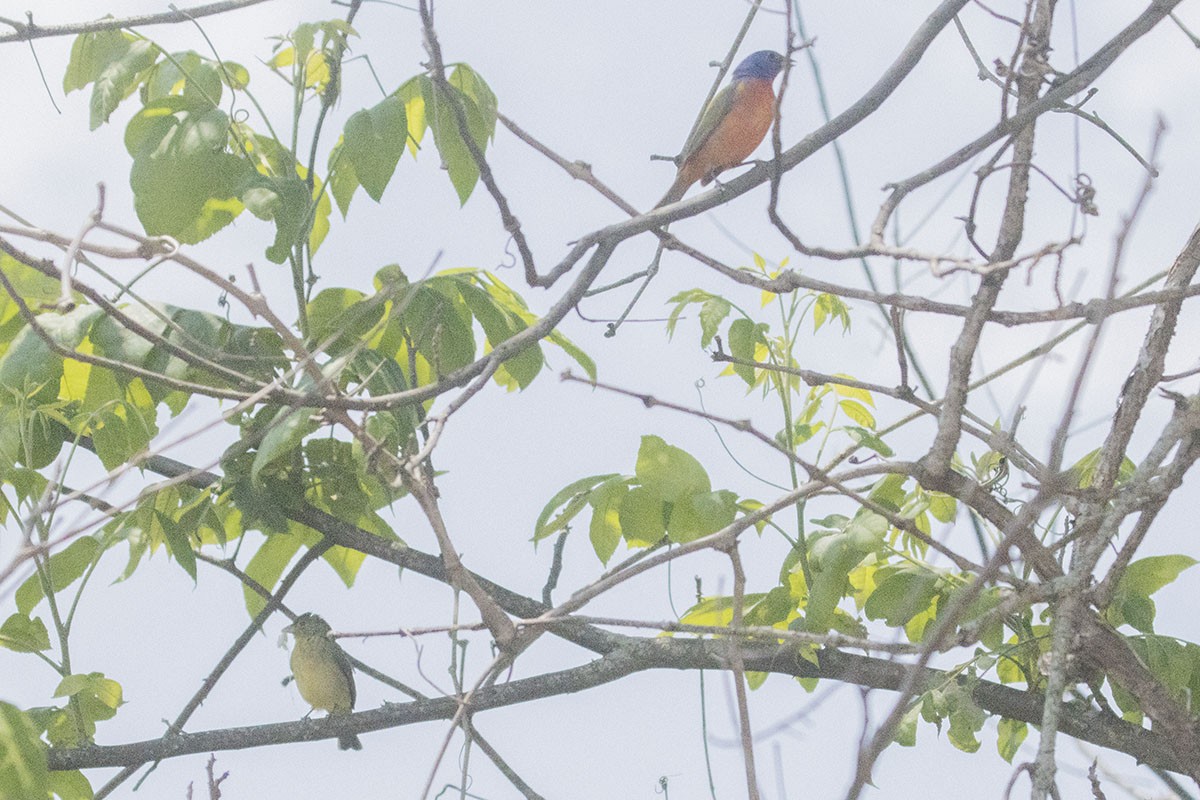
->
{"left": 284, "top": 612, "right": 362, "bottom": 750}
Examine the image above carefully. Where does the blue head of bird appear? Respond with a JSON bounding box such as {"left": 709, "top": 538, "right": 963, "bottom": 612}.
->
{"left": 733, "top": 50, "right": 790, "bottom": 81}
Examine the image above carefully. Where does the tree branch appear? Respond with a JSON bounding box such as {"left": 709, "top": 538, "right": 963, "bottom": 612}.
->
{"left": 48, "top": 638, "right": 1190, "bottom": 776}
{"left": 0, "top": 0, "right": 275, "bottom": 44}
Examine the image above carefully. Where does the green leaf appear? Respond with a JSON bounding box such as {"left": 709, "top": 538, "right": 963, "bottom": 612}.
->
{"left": 777, "top": 419, "right": 824, "bottom": 450}
{"left": 927, "top": 492, "right": 956, "bottom": 523}
{"left": 55, "top": 672, "right": 123, "bottom": 721}
{"left": 127, "top": 99, "right": 248, "bottom": 243}
{"left": 588, "top": 477, "right": 627, "bottom": 564}
{"left": 0, "top": 306, "right": 98, "bottom": 403}
{"left": 945, "top": 684, "right": 984, "bottom": 753}
{"left": 75, "top": 361, "right": 120, "bottom": 416}
{"left": 90, "top": 401, "right": 156, "bottom": 471}
{"left": 809, "top": 514, "right": 849, "bottom": 531}
{"left": 219, "top": 60, "right": 251, "bottom": 90}
{"left": 681, "top": 595, "right": 739, "bottom": 627}
{"left": 1118, "top": 595, "right": 1156, "bottom": 633}
{"left": 322, "top": 544, "right": 366, "bottom": 589}
{"left": 0, "top": 257, "right": 74, "bottom": 359}
{"left": 16, "top": 537, "right": 102, "bottom": 615}
{"left": 727, "top": 317, "right": 763, "bottom": 385}
{"left": 250, "top": 407, "right": 319, "bottom": 485}
{"left": 422, "top": 66, "right": 497, "bottom": 204}
{"left": 698, "top": 297, "right": 730, "bottom": 348}
{"left": 745, "top": 585, "right": 796, "bottom": 627}
{"left": 339, "top": 95, "right": 408, "bottom": 203}
{"left": 830, "top": 378, "right": 873, "bottom": 405}
{"left": 546, "top": 329, "right": 596, "bottom": 381}
{"left": 1118, "top": 555, "right": 1197, "bottom": 596}
{"left": 64, "top": 30, "right": 159, "bottom": 129}
{"left": 394, "top": 75, "right": 430, "bottom": 156}
{"left": 144, "top": 52, "right": 223, "bottom": 108}
{"left": 894, "top": 704, "right": 919, "bottom": 747}
{"left": 306, "top": 287, "right": 384, "bottom": 354}
{"left": 0, "top": 407, "right": 24, "bottom": 472}
{"left": 235, "top": 131, "right": 324, "bottom": 262}
{"left": 92, "top": 39, "right": 159, "bottom": 129}
{"left": 305, "top": 173, "right": 332, "bottom": 258}
{"left": 8, "top": 409, "right": 71, "bottom": 471}
{"left": 243, "top": 533, "right": 302, "bottom": 618}
{"left": 1129, "top": 635, "right": 1196, "bottom": 700}
{"left": 838, "top": 399, "right": 875, "bottom": 429}
{"left": 64, "top": 29, "right": 128, "bottom": 92}
{"left": 305, "top": 438, "right": 370, "bottom": 518}
{"left": 666, "top": 489, "right": 737, "bottom": 544}
{"left": 863, "top": 568, "right": 939, "bottom": 628}
{"left": 243, "top": 155, "right": 314, "bottom": 254}
{"left": 843, "top": 426, "right": 894, "bottom": 457}
{"left": 456, "top": 280, "right": 543, "bottom": 387}
{"left": 472, "top": 293, "right": 544, "bottom": 388}
{"left": 221, "top": 447, "right": 301, "bottom": 534}
{"left": 89, "top": 304, "right": 166, "bottom": 372}
{"left": 533, "top": 473, "right": 621, "bottom": 542}
{"left": 47, "top": 769, "right": 93, "bottom": 800}
{"left": 450, "top": 64, "right": 498, "bottom": 132}
{"left": 0, "top": 614, "right": 51, "bottom": 652}
{"left": 54, "top": 671, "right": 122, "bottom": 710}
{"left": 0, "top": 702, "right": 49, "bottom": 800}
{"left": 844, "top": 510, "right": 888, "bottom": 550}
{"left": 158, "top": 510, "right": 197, "bottom": 581}
{"left": 349, "top": 351, "right": 419, "bottom": 450}
{"left": 996, "top": 717, "right": 1027, "bottom": 763}
{"left": 328, "top": 140, "right": 359, "bottom": 217}
{"left": 867, "top": 473, "right": 907, "bottom": 510}
{"left": 813, "top": 293, "right": 851, "bottom": 332}
{"left": 664, "top": 288, "right": 713, "bottom": 339}
{"left": 129, "top": 148, "right": 246, "bottom": 242}
{"left": 618, "top": 486, "right": 666, "bottom": 545}
{"left": 1107, "top": 555, "right": 1197, "bottom": 633}
{"left": 1070, "top": 447, "right": 1136, "bottom": 488}
{"left": 38, "top": 706, "right": 87, "bottom": 748}
{"left": 163, "top": 306, "right": 285, "bottom": 385}
{"left": 241, "top": 172, "right": 309, "bottom": 263}
{"left": 397, "top": 281, "right": 476, "bottom": 376}
{"left": 635, "top": 435, "right": 710, "bottom": 503}
{"left": 803, "top": 532, "right": 863, "bottom": 633}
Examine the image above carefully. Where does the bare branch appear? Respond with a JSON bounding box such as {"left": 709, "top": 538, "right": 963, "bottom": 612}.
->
{"left": 0, "top": 0, "right": 275, "bottom": 44}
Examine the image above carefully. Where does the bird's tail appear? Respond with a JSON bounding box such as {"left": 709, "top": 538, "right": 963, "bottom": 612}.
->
{"left": 339, "top": 733, "right": 363, "bottom": 751}
{"left": 654, "top": 172, "right": 694, "bottom": 209}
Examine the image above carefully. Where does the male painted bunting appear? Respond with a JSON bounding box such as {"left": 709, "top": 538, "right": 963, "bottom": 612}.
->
{"left": 284, "top": 612, "right": 362, "bottom": 750}
{"left": 655, "top": 50, "right": 790, "bottom": 208}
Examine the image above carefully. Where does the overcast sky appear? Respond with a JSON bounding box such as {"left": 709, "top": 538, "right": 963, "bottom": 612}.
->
{"left": 3, "top": 1, "right": 1200, "bottom": 798}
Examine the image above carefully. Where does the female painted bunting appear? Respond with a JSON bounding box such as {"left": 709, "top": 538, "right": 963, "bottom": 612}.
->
{"left": 284, "top": 612, "right": 362, "bottom": 750}
{"left": 656, "top": 50, "right": 790, "bottom": 208}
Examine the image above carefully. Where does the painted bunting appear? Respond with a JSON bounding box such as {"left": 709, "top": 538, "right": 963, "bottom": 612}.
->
{"left": 284, "top": 612, "right": 362, "bottom": 750}
{"left": 655, "top": 50, "right": 790, "bottom": 208}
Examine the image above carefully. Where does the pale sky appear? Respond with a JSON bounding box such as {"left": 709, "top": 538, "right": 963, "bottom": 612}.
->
{"left": 2, "top": 1, "right": 1199, "bottom": 798}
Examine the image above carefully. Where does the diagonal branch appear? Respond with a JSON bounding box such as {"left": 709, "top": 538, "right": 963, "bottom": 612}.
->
{"left": 1089, "top": 222, "right": 1200, "bottom": 492}
{"left": 417, "top": 0, "right": 536, "bottom": 284}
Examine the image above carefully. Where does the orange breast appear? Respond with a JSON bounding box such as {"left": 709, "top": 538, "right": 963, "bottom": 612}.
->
{"left": 686, "top": 80, "right": 776, "bottom": 186}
